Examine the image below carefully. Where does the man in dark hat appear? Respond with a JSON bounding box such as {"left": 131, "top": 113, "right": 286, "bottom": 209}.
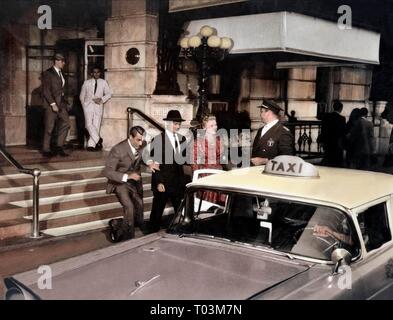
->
{"left": 251, "top": 99, "right": 295, "bottom": 165}
{"left": 41, "top": 53, "right": 71, "bottom": 157}
{"left": 149, "top": 110, "right": 188, "bottom": 232}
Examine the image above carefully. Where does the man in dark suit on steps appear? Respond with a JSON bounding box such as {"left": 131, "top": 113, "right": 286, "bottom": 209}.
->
{"left": 149, "top": 110, "right": 188, "bottom": 232}
{"left": 251, "top": 99, "right": 295, "bottom": 166}
{"left": 104, "top": 126, "right": 159, "bottom": 242}
{"left": 42, "top": 53, "right": 71, "bottom": 157}
{"left": 319, "top": 100, "right": 346, "bottom": 167}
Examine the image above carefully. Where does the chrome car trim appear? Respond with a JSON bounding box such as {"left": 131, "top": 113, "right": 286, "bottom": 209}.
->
{"left": 169, "top": 233, "right": 333, "bottom": 266}
{"left": 129, "top": 275, "right": 160, "bottom": 296}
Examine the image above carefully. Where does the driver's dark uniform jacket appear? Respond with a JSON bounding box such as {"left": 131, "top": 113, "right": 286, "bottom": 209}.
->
{"left": 252, "top": 122, "right": 295, "bottom": 159}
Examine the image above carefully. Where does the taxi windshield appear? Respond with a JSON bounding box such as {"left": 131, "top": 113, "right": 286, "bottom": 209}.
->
{"left": 168, "top": 188, "right": 360, "bottom": 261}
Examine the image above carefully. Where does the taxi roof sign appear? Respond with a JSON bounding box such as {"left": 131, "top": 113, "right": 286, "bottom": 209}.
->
{"left": 263, "top": 155, "right": 319, "bottom": 178}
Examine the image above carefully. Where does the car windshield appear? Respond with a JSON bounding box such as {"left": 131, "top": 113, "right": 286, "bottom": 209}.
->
{"left": 167, "top": 188, "right": 360, "bottom": 261}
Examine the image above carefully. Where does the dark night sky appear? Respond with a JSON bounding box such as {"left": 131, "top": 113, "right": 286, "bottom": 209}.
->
{"left": 0, "top": 0, "right": 109, "bottom": 35}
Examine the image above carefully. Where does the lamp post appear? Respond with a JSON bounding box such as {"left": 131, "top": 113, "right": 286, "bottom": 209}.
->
{"left": 179, "top": 25, "right": 233, "bottom": 122}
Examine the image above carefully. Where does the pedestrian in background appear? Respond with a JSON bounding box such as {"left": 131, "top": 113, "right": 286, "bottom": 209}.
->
{"left": 319, "top": 101, "right": 346, "bottom": 167}
{"left": 80, "top": 66, "right": 112, "bottom": 151}
{"left": 41, "top": 53, "right": 71, "bottom": 157}
{"left": 347, "top": 107, "right": 375, "bottom": 170}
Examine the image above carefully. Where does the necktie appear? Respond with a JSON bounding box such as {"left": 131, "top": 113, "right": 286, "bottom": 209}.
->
{"left": 94, "top": 79, "right": 97, "bottom": 95}
{"left": 58, "top": 70, "right": 64, "bottom": 86}
{"left": 174, "top": 134, "right": 179, "bottom": 151}
{"left": 134, "top": 150, "right": 139, "bottom": 158}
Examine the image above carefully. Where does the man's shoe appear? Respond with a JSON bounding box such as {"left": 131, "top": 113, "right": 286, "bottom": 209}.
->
{"left": 124, "top": 224, "right": 135, "bottom": 240}
{"left": 86, "top": 147, "right": 98, "bottom": 152}
{"left": 96, "top": 138, "right": 103, "bottom": 149}
{"left": 108, "top": 218, "right": 123, "bottom": 243}
{"left": 42, "top": 151, "right": 54, "bottom": 158}
{"left": 139, "top": 225, "right": 151, "bottom": 235}
{"left": 57, "top": 149, "right": 69, "bottom": 157}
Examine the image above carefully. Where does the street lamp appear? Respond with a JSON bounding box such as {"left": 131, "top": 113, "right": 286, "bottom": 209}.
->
{"left": 179, "top": 25, "right": 233, "bottom": 122}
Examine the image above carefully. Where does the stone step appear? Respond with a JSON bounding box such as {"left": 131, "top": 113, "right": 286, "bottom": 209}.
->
{"left": 0, "top": 203, "right": 159, "bottom": 240}
{"left": 0, "top": 166, "right": 105, "bottom": 188}
{"left": 0, "top": 188, "right": 154, "bottom": 222}
{"left": 0, "top": 205, "right": 173, "bottom": 240}
{"left": 0, "top": 154, "right": 108, "bottom": 175}
{"left": 0, "top": 173, "right": 151, "bottom": 202}
{"left": 0, "top": 150, "right": 159, "bottom": 244}
{"left": 0, "top": 166, "right": 152, "bottom": 187}
{"left": 0, "top": 196, "right": 158, "bottom": 241}
{"left": 23, "top": 196, "right": 154, "bottom": 222}
{"left": 41, "top": 207, "right": 174, "bottom": 237}
{"left": 0, "top": 173, "right": 151, "bottom": 193}
{"left": 1, "top": 181, "right": 145, "bottom": 203}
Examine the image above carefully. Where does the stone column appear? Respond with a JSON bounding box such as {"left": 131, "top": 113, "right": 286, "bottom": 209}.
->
{"left": 0, "top": 26, "right": 28, "bottom": 146}
{"left": 374, "top": 101, "right": 391, "bottom": 154}
{"left": 103, "top": 0, "right": 159, "bottom": 149}
{"left": 0, "top": 29, "right": 7, "bottom": 145}
{"left": 286, "top": 67, "right": 318, "bottom": 120}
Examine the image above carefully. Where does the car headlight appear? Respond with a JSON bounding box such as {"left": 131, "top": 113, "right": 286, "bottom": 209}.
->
{"left": 4, "top": 278, "right": 41, "bottom": 300}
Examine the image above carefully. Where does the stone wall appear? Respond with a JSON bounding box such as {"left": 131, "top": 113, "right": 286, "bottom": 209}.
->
{"left": 238, "top": 62, "right": 283, "bottom": 130}
{"left": 333, "top": 66, "right": 373, "bottom": 118}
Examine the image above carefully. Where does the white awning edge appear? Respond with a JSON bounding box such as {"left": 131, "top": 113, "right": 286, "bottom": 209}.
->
{"left": 184, "top": 12, "right": 380, "bottom": 65}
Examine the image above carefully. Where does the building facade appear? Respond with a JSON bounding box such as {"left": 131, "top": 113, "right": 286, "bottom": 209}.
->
{"left": 0, "top": 0, "right": 392, "bottom": 153}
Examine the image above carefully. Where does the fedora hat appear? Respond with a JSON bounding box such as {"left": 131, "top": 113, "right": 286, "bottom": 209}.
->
{"left": 54, "top": 53, "right": 65, "bottom": 61}
{"left": 163, "top": 110, "right": 185, "bottom": 122}
{"left": 257, "top": 99, "right": 283, "bottom": 115}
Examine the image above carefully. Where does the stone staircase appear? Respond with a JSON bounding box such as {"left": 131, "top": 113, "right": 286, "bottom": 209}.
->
{"left": 0, "top": 147, "right": 172, "bottom": 246}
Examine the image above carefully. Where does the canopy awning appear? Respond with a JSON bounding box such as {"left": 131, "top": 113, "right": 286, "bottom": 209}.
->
{"left": 184, "top": 12, "right": 380, "bottom": 65}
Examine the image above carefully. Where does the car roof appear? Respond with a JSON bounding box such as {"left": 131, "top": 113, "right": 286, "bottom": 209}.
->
{"left": 188, "top": 166, "right": 393, "bottom": 209}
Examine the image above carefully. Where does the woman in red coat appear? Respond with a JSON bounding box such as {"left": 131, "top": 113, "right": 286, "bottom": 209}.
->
{"left": 192, "top": 115, "right": 226, "bottom": 204}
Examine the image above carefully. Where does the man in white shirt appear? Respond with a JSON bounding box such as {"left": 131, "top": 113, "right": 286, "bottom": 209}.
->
{"left": 104, "top": 126, "right": 159, "bottom": 242}
{"left": 79, "top": 67, "right": 112, "bottom": 151}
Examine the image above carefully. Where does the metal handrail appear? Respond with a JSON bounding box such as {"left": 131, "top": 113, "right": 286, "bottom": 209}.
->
{"left": 0, "top": 144, "right": 42, "bottom": 239}
{"left": 127, "top": 107, "right": 164, "bottom": 135}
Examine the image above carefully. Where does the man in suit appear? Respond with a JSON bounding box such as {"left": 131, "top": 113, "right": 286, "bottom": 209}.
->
{"left": 104, "top": 126, "right": 159, "bottom": 242}
{"left": 79, "top": 66, "right": 112, "bottom": 151}
{"left": 348, "top": 107, "right": 375, "bottom": 170}
{"left": 251, "top": 99, "right": 295, "bottom": 165}
{"left": 320, "top": 100, "right": 346, "bottom": 167}
{"left": 149, "top": 110, "right": 188, "bottom": 232}
{"left": 42, "top": 53, "right": 71, "bottom": 157}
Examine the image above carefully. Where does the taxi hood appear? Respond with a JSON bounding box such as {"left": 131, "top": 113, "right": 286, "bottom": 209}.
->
{"left": 12, "top": 234, "right": 311, "bottom": 300}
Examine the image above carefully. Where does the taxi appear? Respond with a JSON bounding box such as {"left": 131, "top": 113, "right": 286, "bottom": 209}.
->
{"left": 4, "top": 156, "right": 393, "bottom": 299}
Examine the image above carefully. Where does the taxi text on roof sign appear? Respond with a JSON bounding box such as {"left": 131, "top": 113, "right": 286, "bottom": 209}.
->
{"left": 263, "top": 155, "right": 319, "bottom": 178}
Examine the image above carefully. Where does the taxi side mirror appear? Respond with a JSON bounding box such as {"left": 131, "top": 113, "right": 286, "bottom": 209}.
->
{"left": 331, "top": 248, "right": 352, "bottom": 274}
